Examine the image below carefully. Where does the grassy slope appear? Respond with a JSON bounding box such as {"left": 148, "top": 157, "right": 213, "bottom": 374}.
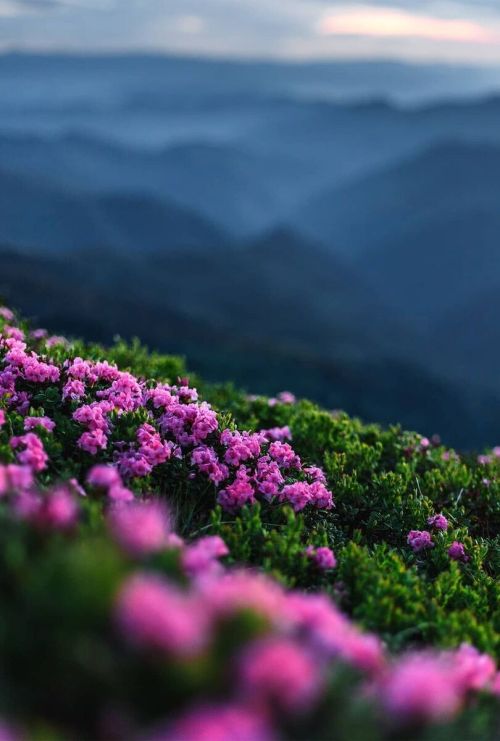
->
{"left": 75, "top": 336, "right": 500, "bottom": 658}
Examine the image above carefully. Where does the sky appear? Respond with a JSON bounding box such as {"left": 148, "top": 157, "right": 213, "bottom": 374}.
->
{"left": 2, "top": 0, "right": 500, "bottom": 64}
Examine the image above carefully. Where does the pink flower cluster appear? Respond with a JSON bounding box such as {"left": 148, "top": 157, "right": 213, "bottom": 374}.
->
{"left": 260, "top": 425, "right": 292, "bottom": 442}
{"left": 427, "top": 513, "right": 448, "bottom": 531}
{"left": 0, "top": 319, "right": 333, "bottom": 518}
{"left": 448, "top": 541, "right": 469, "bottom": 563}
{"left": 407, "top": 530, "right": 434, "bottom": 552}
{"left": 23, "top": 416, "right": 56, "bottom": 433}
{"left": 10, "top": 433, "right": 48, "bottom": 472}
{"left": 268, "top": 391, "right": 296, "bottom": 407}
{"left": 87, "top": 464, "right": 134, "bottom": 503}
{"left": 408, "top": 520, "right": 469, "bottom": 563}
{"left": 115, "top": 562, "right": 499, "bottom": 739}
{"left": 0, "top": 468, "right": 78, "bottom": 532}
{"left": 116, "top": 573, "right": 209, "bottom": 657}
{"left": 107, "top": 500, "right": 177, "bottom": 556}
{"left": 305, "top": 545, "right": 337, "bottom": 570}
{"left": 202, "top": 433, "right": 333, "bottom": 513}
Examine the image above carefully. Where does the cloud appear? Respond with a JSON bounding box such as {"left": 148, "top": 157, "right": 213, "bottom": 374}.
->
{"left": 174, "top": 15, "right": 205, "bottom": 35}
{"left": 1, "top": 0, "right": 111, "bottom": 11}
{"left": 317, "top": 5, "right": 497, "bottom": 43}
{"left": 2, "top": 0, "right": 500, "bottom": 64}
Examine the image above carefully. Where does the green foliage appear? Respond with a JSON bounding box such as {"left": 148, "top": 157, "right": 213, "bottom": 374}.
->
{"left": 201, "top": 386, "right": 500, "bottom": 657}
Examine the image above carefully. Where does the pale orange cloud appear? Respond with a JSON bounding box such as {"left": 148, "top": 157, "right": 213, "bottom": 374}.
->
{"left": 317, "top": 5, "right": 497, "bottom": 44}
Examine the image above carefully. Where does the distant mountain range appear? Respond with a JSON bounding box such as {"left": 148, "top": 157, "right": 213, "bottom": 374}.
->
{"left": 1, "top": 241, "right": 498, "bottom": 450}
{"left": 0, "top": 167, "right": 227, "bottom": 252}
{"left": 0, "top": 133, "right": 300, "bottom": 235}
{"left": 2, "top": 53, "right": 500, "bottom": 108}
{"left": 0, "top": 53, "right": 499, "bottom": 445}
{"left": 296, "top": 141, "right": 500, "bottom": 319}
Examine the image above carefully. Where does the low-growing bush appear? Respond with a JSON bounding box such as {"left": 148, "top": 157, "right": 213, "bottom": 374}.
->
{"left": 0, "top": 306, "right": 498, "bottom": 739}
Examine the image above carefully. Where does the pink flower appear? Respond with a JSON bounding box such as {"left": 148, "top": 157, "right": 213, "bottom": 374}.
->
{"left": 115, "top": 573, "right": 208, "bottom": 657}
{"left": 203, "top": 570, "right": 285, "bottom": 623}
{"left": 30, "top": 328, "right": 48, "bottom": 341}
{"left": 87, "top": 464, "right": 121, "bottom": 489}
{"left": 63, "top": 379, "right": 86, "bottom": 400}
{"left": 46, "top": 335, "right": 67, "bottom": 348}
{"left": 303, "top": 466, "right": 327, "bottom": 484}
{"left": 24, "top": 416, "right": 56, "bottom": 433}
{"left": 155, "top": 703, "right": 274, "bottom": 741}
{"left": 35, "top": 486, "right": 79, "bottom": 531}
{"left": 280, "top": 482, "right": 311, "bottom": 512}
{"left": 12, "top": 490, "right": 42, "bottom": 520}
{"left": 10, "top": 433, "right": 48, "bottom": 472}
{"left": 448, "top": 541, "right": 469, "bottom": 563}
{"left": 260, "top": 426, "right": 292, "bottom": 442}
{"left": 191, "top": 446, "right": 228, "bottom": 485}
{"left": 181, "top": 536, "right": 229, "bottom": 579}
{"left": 268, "top": 442, "right": 300, "bottom": 469}
{"left": 380, "top": 654, "right": 463, "bottom": 722}
{"left": 217, "top": 467, "right": 256, "bottom": 511}
{"left": 451, "top": 644, "right": 496, "bottom": 692}
{"left": 108, "top": 501, "right": 173, "bottom": 556}
{"left": 340, "top": 632, "right": 386, "bottom": 674}
{"left": 137, "top": 423, "right": 172, "bottom": 467}
{"left": 0, "top": 410, "right": 5, "bottom": 428}
{"left": 3, "top": 464, "right": 33, "bottom": 492}
{"left": 78, "top": 429, "right": 108, "bottom": 455}
{"left": 108, "top": 484, "right": 135, "bottom": 503}
{"left": 407, "top": 530, "right": 434, "bottom": 553}
{"left": 305, "top": 546, "right": 337, "bottom": 570}
{"left": 0, "top": 306, "right": 15, "bottom": 321}
{"left": 238, "top": 638, "right": 321, "bottom": 712}
{"left": 73, "top": 402, "right": 110, "bottom": 431}
{"left": 284, "top": 592, "right": 386, "bottom": 674}
{"left": 427, "top": 514, "right": 448, "bottom": 531}
{"left": 477, "top": 454, "right": 491, "bottom": 465}
{"left": 418, "top": 437, "right": 430, "bottom": 450}
{"left": 308, "top": 480, "right": 334, "bottom": 509}
{"left": 116, "top": 452, "right": 152, "bottom": 479}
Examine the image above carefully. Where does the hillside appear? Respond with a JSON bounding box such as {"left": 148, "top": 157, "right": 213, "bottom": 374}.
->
{"left": 0, "top": 168, "right": 227, "bottom": 252}
{"left": 431, "top": 286, "right": 500, "bottom": 391}
{"left": 0, "top": 305, "right": 498, "bottom": 739}
{"left": 2, "top": 240, "right": 499, "bottom": 449}
{"left": 296, "top": 141, "right": 500, "bottom": 257}
{"left": 0, "top": 133, "right": 299, "bottom": 234}
{"left": 295, "top": 142, "right": 500, "bottom": 340}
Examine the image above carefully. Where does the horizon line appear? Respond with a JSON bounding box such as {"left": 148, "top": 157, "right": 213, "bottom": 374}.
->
{"left": 1, "top": 47, "right": 500, "bottom": 70}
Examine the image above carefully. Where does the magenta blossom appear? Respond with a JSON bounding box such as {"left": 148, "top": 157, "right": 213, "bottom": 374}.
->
{"left": 305, "top": 546, "right": 337, "bottom": 571}
{"left": 115, "top": 573, "right": 208, "bottom": 657}
{"left": 407, "top": 530, "right": 434, "bottom": 553}
{"left": 87, "top": 464, "right": 121, "bottom": 489}
{"left": 238, "top": 638, "right": 321, "bottom": 712}
{"left": 158, "top": 703, "right": 274, "bottom": 741}
{"left": 10, "top": 433, "right": 48, "bottom": 472}
{"left": 427, "top": 514, "right": 448, "bottom": 531}
{"left": 448, "top": 541, "right": 470, "bottom": 563}
{"left": 35, "top": 486, "right": 79, "bottom": 531}
{"left": 380, "top": 653, "right": 463, "bottom": 723}
{"left": 108, "top": 501, "right": 173, "bottom": 557}
{"left": 24, "top": 416, "right": 56, "bottom": 433}
{"left": 181, "top": 536, "right": 229, "bottom": 579}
